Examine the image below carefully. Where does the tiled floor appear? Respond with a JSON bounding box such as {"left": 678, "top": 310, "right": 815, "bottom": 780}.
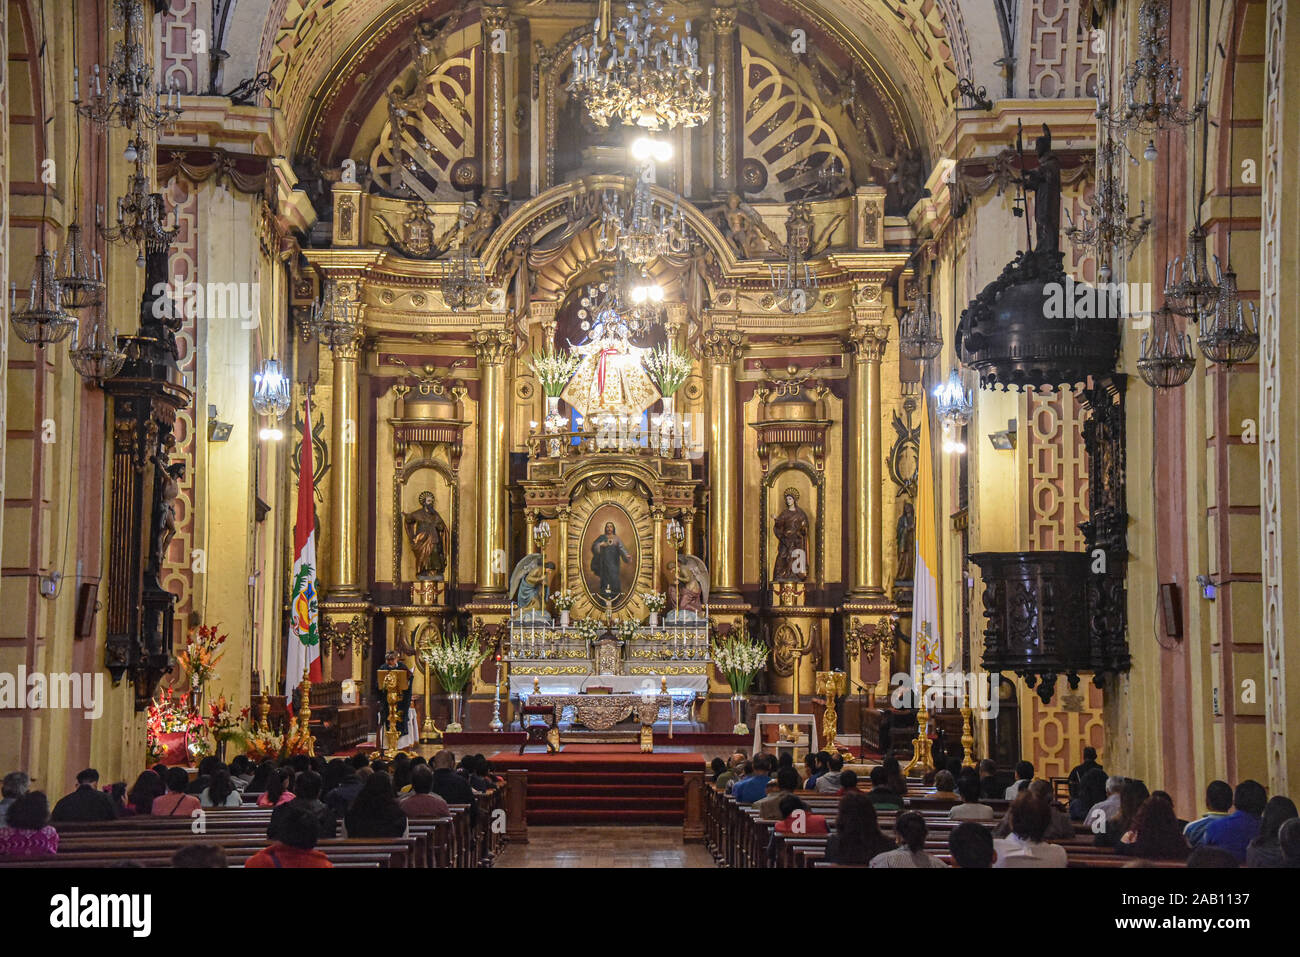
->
{"left": 495, "top": 826, "right": 718, "bottom": 868}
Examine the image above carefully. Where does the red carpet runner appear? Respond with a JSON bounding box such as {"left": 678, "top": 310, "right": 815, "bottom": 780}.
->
{"left": 489, "top": 749, "right": 707, "bottom": 825}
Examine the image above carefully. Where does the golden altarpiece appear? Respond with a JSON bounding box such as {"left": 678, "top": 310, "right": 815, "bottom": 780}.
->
{"left": 284, "top": 2, "right": 923, "bottom": 741}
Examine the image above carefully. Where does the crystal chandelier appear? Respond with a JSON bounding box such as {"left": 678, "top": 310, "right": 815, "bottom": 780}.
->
{"left": 898, "top": 282, "right": 942, "bottom": 361}
{"left": 56, "top": 223, "right": 106, "bottom": 310}
{"left": 310, "top": 281, "right": 362, "bottom": 349}
{"left": 597, "top": 175, "right": 689, "bottom": 265}
{"left": 933, "top": 368, "right": 973, "bottom": 454}
{"left": 1136, "top": 306, "right": 1196, "bottom": 389}
{"left": 1064, "top": 136, "right": 1149, "bottom": 281}
{"left": 252, "top": 359, "right": 293, "bottom": 419}
{"left": 567, "top": 1, "right": 714, "bottom": 131}
{"left": 75, "top": 0, "right": 182, "bottom": 134}
{"left": 1197, "top": 269, "right": 1259, "bottom": 366}
{"left": 1163, "top": 226, "right": 1220, "bottom": 320}
{"left": 1096, "top": 0, "right": 1207, "bottom": 140}
{"left": 617, "top": 259, "right": 665, "bottom": 328}
{"left": 442, "top": 246, "right": 488, "bottom": 312}
{"left": 9, "top": 248, "right": 76, "bottom": 346}
{"left": 101, "top": 137, "right": 179, "bottom": 266}
{"left": 69, "top": 312, "right": 127, "bottom": 384}
{"left": 769, "top": 244, "right": 818, "bottom": 315}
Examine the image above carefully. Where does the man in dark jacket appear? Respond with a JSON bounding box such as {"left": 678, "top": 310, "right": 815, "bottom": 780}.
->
{"left": 271, "top": 770, "right": 337, "bottom": 840}
{"left": 50, "top": 768, "right": 118, "bottom": 822}
{"left": 323, "top": 765, "right": 364, "bottom": 819}
{"left": 1066, "top": 747, "right": 1104, "bottom": 801}
{"left": 431, "top": 750, "right": 475, "bottom": 810}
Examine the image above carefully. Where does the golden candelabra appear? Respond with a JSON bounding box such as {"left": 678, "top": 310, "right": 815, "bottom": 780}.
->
{"left": 815, "top": 671, "right": 848, "bottom": 756}
{"left": 297, "top": 668, "right": 316, "bottom": 757}
{"left": 378, "top": 669, "right": 408, "bottom": 758}
{"left": 258, "top": 687, "right": 270, "bottom": 733}
{"left": 903, "top": 678, "right": 934, "bottom": 776}
{"left": 421, "top": 658, "right": 443, "bottom": 745}
{"left": 960, "top": 705, "right": 976, "bottom": 768}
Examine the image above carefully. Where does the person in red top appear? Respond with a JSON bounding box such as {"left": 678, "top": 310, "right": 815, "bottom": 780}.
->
{"left": 245, "top": 806, "right": 333, "bottom": 869}
{"left": 0, "top": 791, "right": 59, "bottom": 858}
{"left": 774, "top": 794, "right": 829, "bottom": 835}
{"left": 151, "top": 767, "right": 201, "bottom": 818}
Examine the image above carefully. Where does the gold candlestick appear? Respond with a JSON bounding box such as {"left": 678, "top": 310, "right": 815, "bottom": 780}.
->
{"left": 815, "top": 671, "right": 847, "bottom": 755}
{"left": 960, "top": 705, "right": 976, "bottom": 768}
{"left": 904, "top": 678, "right": 934, "bottom": 776}
{"left": 258, "top": 688, "right": 270, "bottom": 733}
{"left": 298, "top": 667, "right": 316, "bottom": 757}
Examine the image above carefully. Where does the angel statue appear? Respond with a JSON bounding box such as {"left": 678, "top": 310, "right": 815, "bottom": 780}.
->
{"left": 712, "top": 192, "right": 782, "bottom": 258}
{"left": 665, "top": 554, "right": 710, "bottom": 623}
{"left": 508, "top": 553, "right": 556, "bottom": 622}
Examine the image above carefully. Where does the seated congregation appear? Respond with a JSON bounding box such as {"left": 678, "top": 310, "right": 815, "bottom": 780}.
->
{"left": 0, "top": 751, "right": 508, "bottom": 868}
{"left": 703, "top": 747, "right": 1300, "bottom": 869}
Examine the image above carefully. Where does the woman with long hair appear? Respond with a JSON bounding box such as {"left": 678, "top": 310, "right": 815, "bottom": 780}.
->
{"left": 1097, "top": 778, "right": 1149, "bottom": 847}
{"left": 257, "top": 768, "right": 296, "bottom": 808}
{"left": 243, "top": 759, "right": 276, "bottom": 795}
{"left": 127, "top": 770, "right": 166, "bottom": 815}
{"left": 1119, "top": 795, "right": 1190, "bottom": 861}
{"left": 824, "top": 791, "right": 894, "bottom": 865}
{"left": 1246, "top": 796, "right": 1299, "bottom": 868}
{"left": 344, "top": 771, "right": 408, "bottom": 839}
{"left": 200, "top": 769, "right": 241, "bottom": 808}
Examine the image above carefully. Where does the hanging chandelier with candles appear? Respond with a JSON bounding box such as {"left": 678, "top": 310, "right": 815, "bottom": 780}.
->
{"left": 56, "top": 222, "right": 106, "bottom": 310}
{"left": 101, "top": 136, "right": 179, "bottom": 266}
{"left": 933, "top": 368, "right": 973, "bottom": 454}
{"left": 442, "top": 245, "right": 488, "bottom": 312}
{"left": 769, "top": 243, "right": 818, "bottom": 315}
{"left": 74, "top": 0, "right": 182, "bottom": 134}
{"left": 308, "top": 280, "right": 363, "bottom": 349}
{"left": 1137, "top": 306, "right": 1197, "bottom": 389}
{"left": 1096, "top": 0, "right": 1207, "bottom": 145}
{"left": 1064, "top": 136, "right": 1149, "bottom": 282}
{"left": 9, "top": 248, "right": 76, "bottom": 346}
{"left": 68, "top": 312, "right": 127, "bottom": 384}
{"left": 597, "top": 174, "right": 689, "bottom": 265}
{"left": 898, "top": 281, "right": 943, "bottom": 362}
{"left": 567, "top": 1, "right": 714, "bottom": 131}
{"left": 1197, "top": 269, "right": 1259, "bottom": 366}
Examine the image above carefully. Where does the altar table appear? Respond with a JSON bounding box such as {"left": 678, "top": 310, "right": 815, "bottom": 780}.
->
{"left": 521, "top": 692, "right": 673, "bottom": 751}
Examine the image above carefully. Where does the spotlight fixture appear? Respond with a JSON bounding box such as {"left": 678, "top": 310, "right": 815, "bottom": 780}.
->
{"left": 988, "top": 419, "right": 1018, "bottom": 451}
{"left": 630, "top": 137, "right": 672, "bottom": 163}
{"left": 207, "top": 404, "right": 234, "bottom": 442}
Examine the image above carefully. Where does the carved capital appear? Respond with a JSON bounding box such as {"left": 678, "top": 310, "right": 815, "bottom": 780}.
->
{"left": 473, "top": 327, "right": 514, "bottom": 364}
{"left": 847, "top": 324, "right": 889, "bottom": 362}
{"left": 331, "top": 326, "right": 366, "bottom": 360}
{"left": 702, "top": 328, "right": 746, "bottom": 364}
{"left": 711, "top": 6, "right": 737, "bottom": 33}
{"left": 482, "top": 4, "right": 510, "bottom": 33}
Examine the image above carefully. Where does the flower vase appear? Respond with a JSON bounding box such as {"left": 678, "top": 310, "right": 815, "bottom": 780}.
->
{"left": 560, "top": 610, "right": 571, "bottom": 629}
{"left": 649, "top": 612, "right": 660, "bottom": 628}
{"left": 731, "top": 693, "right": 750, "bottom": 736}
{"left": 545, "top": 396, "right": 566, "bottom": 457}
{"left": 657, "top": 394, "right": 676, "bottom": 455}
{"left": 446, "top": 692, "right": 464, "bottom": 733}
{"left": 215, "top": 739, "right": 227, "bottom": 763}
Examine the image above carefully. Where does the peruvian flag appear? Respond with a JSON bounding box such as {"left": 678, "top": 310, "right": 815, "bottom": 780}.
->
{"left": 286, "top": 397, "right": 323, "bottom": 695}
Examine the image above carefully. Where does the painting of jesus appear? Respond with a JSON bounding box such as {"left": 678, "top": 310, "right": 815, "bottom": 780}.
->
{"left": 579, "top": 504, "right": 639, "bottom": 610}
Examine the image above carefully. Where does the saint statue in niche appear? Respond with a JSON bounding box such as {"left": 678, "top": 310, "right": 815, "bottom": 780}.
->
{"left": 590, "top": 521, "right": 633, "bottom": 603}
{"left": 403, "top": 491, "right": 448, "bottom": 581}
{"left": 772, "top": 487, "right": 811, "bottom": 582}
{"left": 895, "top": 500, "right": 916, "bottom": 582}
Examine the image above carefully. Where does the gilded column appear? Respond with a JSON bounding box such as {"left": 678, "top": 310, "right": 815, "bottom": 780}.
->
{"left": 483, "top": 5, "right": 510, "bottom": 194}
{"left": 847, "top": 322, "right": 890, "bottom": 598}
{"left": 682, "top": 507, "right": 696, "bottom": 554}
{"left": 328, "top": 322, "right": 365, "bottom": 599}
{"left": 651, "top": 505, "right": 665, "bottom": 594}
{"left": 711, "top": 4, "right": 737, "bottom": 196}
{"left": 525, "top": 508, "right": 539, "bottom": 553}
{"left": 474, "top": 328, "right": 513, "bottom": 597}
{"left": 703, "top": 328, "right": 745, "bottom": 600}
{"left": 533, "top": 41, "right": 555, "bottom": 192}
{"left": 557, "top": 505, "right": 571, "bottom": 592}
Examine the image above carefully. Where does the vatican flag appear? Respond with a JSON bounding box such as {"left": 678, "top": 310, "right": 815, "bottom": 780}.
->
{"left": 910, "top": 391, "right": 942, "bottom": 689}
{"left": 286, "top": 396, "right": 323, "bottom": 695}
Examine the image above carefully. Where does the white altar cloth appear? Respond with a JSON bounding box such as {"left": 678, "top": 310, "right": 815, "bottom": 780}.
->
{"left": 508, "top": 674, "right": 708, "bottom": 695}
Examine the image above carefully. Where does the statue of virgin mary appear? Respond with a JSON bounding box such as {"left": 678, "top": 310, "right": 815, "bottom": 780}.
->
{"left": 560, "top": 286, "right": 659, "bottom": 417}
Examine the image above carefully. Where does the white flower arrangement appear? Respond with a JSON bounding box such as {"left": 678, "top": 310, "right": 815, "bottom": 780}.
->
{"left": 641, "top": 344, "right": 692, "bottom": 396}
{"left": 418, "top": 635, "right": 489, "bottom": 694}
{"left": 617, "top": 618, "right": 640, "bottom": 642}
{"left": 574, "top": 618, "right": 602, "bottom": 642}
{"left": 529, "top": 348, "right": 582, "bottom": 397}
{"left": 711, "top": 635, "right": 769, "bottom": 694}
{"left": 551, "top": 589, "right": 577, "bottom": 611}
{"left": 641, "top": 591, "right": 667, "bottom": 614}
